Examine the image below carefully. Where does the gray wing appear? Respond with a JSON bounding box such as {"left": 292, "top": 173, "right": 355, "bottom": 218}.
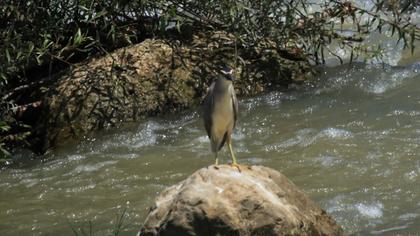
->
{"left": 203, "top": 82, "right": 215, "bottom": 137}
{"left": 229, "top": 84, "right": 238, "bottom": 127}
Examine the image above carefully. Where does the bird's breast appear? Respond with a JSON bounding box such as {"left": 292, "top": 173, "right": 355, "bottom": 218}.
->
{"left": 211, "top": 90, "right": 235, "bottom": 127}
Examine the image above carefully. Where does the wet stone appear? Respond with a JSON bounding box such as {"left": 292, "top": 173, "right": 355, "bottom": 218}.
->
{"left": 139, "top": 165, "right": 344, "bottom": 236}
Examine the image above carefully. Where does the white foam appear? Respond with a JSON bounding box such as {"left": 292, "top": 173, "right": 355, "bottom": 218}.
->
{"left": 363, "top": 69, "right": 418, "bottom": 94}
{"left": 356, "top": 202, "right": 383, "bottom": 218}
{"left": 19, "top": 179, "right": 39, "bottom": 188}
{"left": 130, "top": 121, "right": 160, "bottom": 148}
{"left": 398, "top": 213, "right": 419, "bottom": 220}
{"left": 319, "top": 128, "right": 353, "bottom": 139}
{"left": 65, "top": 183, "right": 96, "bottom": 193}
{"left": 67, "top": 154, "right": 86, "bottom": 161}
{"left": 318, "top": 155, "right": 342, "bottom": 167}
{"left": 73, "top": 160, "right": 118, "bottom": 173}
{"left": 195, "top": 136, "right": 208, "bottom": 144}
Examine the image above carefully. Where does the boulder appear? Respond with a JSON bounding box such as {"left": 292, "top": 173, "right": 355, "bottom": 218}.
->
{"left": 31, "top": 31, "right": 313, "bottom": 153}
{"left": 33, "top": 39, "right": 196, "bottom": 152}
{"left": 139, "top": 165, "right": 344, "bottom": 236}
{"left": 30, "top": 32, "right": 311, "bottom": 153}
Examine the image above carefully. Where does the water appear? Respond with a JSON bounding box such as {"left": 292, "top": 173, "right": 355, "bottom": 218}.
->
{"left": 1, "top": 62, "right": 420, "bottom": 235}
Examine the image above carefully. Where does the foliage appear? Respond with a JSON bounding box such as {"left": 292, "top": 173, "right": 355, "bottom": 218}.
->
{"left": 0, "top": 0, "right": 419, "bottom": 156}
{"left": 0, "top": 120, "right": 12, "bottom": 162}
{"left": 156, "top": 0, "right": 420, "bottom": 64}
{"left": 1, "top": 0, "right": 149, "bottom": 86}
{"left": 0, "top": 0, "right": 157, "bottom": 157}
{"left": 1, "top": 0, "right": 419, "bottom": 86}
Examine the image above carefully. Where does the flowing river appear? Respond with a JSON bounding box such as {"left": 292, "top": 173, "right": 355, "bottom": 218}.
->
{"left": 1, "top": 61, "right": 420, "bottom": 235}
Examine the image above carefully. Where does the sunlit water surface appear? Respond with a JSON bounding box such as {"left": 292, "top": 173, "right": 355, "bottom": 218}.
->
{"left": 1, "top": 62, "right": 420, "bottom": 235}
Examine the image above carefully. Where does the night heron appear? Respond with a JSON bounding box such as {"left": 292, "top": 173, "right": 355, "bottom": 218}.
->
{"left": 203, "top": 66, "right": 239, "bottom": 167}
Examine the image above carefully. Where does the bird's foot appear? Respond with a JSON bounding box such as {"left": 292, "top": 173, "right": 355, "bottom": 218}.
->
{"left": 213, "top": 157, "right": 219, "bottom": 170}
{"left": 229, "top": 163, "right": 241, "bottom": 172}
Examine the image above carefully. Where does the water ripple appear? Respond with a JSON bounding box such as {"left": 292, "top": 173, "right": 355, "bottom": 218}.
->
{"left": 3, "top": 61, "right": 420, "bottom": 235}
{"left": 70, "top": 160, "right": 118, "bottom": 174}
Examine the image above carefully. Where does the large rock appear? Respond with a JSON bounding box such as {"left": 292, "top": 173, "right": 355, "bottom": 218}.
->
{"left": 139, "top": 165, "right": 344, "bottom": 236}
{"left": 32, "top": 31, "right": 313, "bottom": 153}
{"left": 33, "top": 39, "right": 196, "bottom": 153}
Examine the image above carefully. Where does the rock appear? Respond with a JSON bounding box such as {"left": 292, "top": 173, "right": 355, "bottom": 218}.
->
{"left": 33, "top": 39, "right": 197, "bottom": 152}
{"left": 139, "top": 165, "right": 344, "bottom": 236}
{"left": 32, "top": 31, "right": 313, "bottom": 153}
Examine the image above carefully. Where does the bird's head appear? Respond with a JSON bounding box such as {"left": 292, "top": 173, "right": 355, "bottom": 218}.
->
{"left": 220, "top": 65, "right": 235, "bottom": 81}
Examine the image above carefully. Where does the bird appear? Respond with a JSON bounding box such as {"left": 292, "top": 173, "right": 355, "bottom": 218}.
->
{"left": 203, "top": 65, "right": 239, "bottom": 167}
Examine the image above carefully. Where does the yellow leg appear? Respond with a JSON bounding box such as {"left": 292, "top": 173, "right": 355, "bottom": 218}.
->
{"left": 228, "top": 141, "right": 241, "bottom": 172}
{"left": 228, "top": 141, "right": 238, "bottom": 165}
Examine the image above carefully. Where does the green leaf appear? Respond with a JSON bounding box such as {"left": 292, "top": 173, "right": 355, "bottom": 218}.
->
{"left": 0, "top": 72, "right": 7, "bottom": 83}
{"left": 28, "top": 42, "right": 35, "bottom": 55}
{"left": 5, "top": 49, "right": 11, "bottom": 63}
{"left": 36, "top": 54, "right": 43, "bottom": 65}
{"left": 78, "top": 5, "right": 89, "bottom": 11}
{"left": 176, "top": 22, "right": 181, "bottom": 33}
{"left": 0, "top": 122, "right": 11, "bottom": 132}
{"left": 74, "top": 28, "right": 82, "bottom": 45}
{"left": 0, "top": 143, "right": 11, "bottom": 157}
{"left": 16, "top": 51, "right": 22, "bottom": 60}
